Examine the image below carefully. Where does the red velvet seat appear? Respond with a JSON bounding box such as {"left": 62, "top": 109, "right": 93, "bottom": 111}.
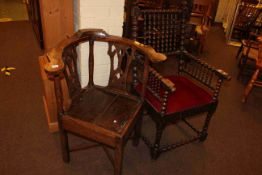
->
{"left": 141, "top": 76, "right": 213, "bottom": 115}
{"left": 134, "top": 52, "right": 230, "bottom": 160}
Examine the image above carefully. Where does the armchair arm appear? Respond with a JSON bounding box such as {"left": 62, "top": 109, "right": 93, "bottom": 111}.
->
{"left": 135, "top": 56, "right": 175, "bottom": 101}
{"left": 180, "top": 52, "right": 231, "bottom": 80}
{"left": 44, "top": 29, "right": 166, "bottom": 77}
{"left": 178, "top": 52, "right": 230, "bottom": 99}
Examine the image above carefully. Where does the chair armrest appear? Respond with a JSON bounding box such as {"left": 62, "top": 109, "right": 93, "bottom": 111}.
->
{"left": 180, "top": 52, "right": 231, "bottom": 81}
{"left": 135, "top": 57, "right": 175, "bottom": 101}
{"left": 178, "top": 52, "right": 230, "bottom": 100}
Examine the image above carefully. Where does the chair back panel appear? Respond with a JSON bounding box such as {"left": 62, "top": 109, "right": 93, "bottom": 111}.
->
{"left": 131, "top": 7, "right": 188, "bottom": 55}
{"left": 62, "top": 45, "right": 82, "bottom": 99}
{"left": 44, "top": 29, "right": 167, "bottom": 110}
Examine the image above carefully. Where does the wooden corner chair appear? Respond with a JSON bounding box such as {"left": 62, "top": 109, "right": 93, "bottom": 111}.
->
{"left": 43, "top": 29, "right": 166, "bottom": 175}
{"left": 242, "top": 40, "right": 262, "bottom": 102}
{"left": 135, "top": 52, "right": 230, "bottom": 159}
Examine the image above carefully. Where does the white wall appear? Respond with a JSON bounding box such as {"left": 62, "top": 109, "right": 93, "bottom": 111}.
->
{"left": 74, "top": 0, "right": 124, "bottom": 87}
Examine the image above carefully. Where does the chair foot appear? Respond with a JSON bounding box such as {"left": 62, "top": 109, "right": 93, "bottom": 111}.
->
{"left": 59, "top": 129, "right": 70, "bottom": 163}
{"left": 199, "top": 132, "right": 208, "bottom": 142}
{"left": 150, "top": 145, "right": 160, "bottom": 160}
{"left": 132, "top": 116, "right": 142, "bottom": 147}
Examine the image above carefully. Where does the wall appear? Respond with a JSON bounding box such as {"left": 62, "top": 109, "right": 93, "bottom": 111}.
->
{"left": 74, "top": 0, "right": 124, "bottom": 86}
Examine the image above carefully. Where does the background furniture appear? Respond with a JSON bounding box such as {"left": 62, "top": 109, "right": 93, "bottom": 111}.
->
{"left": 242, "top": 38, "right": 262, "bottom": 102}
{"left": 130, "top": 3, "right": 189, "bottom": 55}
{"left": 231, "top": 2, "right": 261, "bottom": 41}
{"left": 43, "top": 29, "right": 166, "bottom": 175}
{"left": 190, "top": 0, "right": 213, "bottom": 53}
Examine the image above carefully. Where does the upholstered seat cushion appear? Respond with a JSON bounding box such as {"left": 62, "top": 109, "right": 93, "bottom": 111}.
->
{"left": 136, "top": 76, "right": 213, "bottom": 115}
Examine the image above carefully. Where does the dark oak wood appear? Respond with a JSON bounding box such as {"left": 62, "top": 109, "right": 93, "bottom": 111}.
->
{"left": 44, "top": 29, "right": 166, "bottom": 175}
{"left": 130, "top": 2, "right": 189, "bottom": 55}
{"left": 136, "top": 51, "right": 230, "bottom": 159}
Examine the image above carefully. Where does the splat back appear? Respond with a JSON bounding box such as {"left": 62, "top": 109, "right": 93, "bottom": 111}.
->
{"left": 59, "top": 30, "right": 152, "bottom": 100}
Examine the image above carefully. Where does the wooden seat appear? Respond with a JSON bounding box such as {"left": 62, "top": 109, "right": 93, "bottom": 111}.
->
{"left": 135, "top": 52, "right": 230, "bottom": 159}
{"left": 43, "top": 29, "right": 166, "bottom": 175}
{"left": 242, "top": 41, "right": 262, "bottom": 102}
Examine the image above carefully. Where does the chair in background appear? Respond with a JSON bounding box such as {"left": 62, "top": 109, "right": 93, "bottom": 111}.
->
{"left": 189, "top": 0, "right": 212, "bottom": 54}
{"left": 237, "top": 34, "right": 262, "bottom": 79}
{"left": 242, "top": 38, "right": 262, "bottom": 102}
{"left": 236, "top": 11, "right": 262, "bottom": 60}
{"left": 135, "top": 52, "right": 230, "bottom": 159}
{"left": 43, "top": 29, "right": 166, "bottom": 175}
{"left": 231, "top": 3, "right": 261, "bottom": 42}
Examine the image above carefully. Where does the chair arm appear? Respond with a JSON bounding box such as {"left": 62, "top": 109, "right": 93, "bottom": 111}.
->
{"left": 146, "top": 65, "right": 176, "bottom": 102}
{"left": 179, "top": 52, "right": 231, "bottom": 89}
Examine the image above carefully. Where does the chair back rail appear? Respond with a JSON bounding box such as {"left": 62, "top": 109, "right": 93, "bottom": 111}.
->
{"left": 178, "top": 52, "right": 231, "bottom": 100}
{"left": 44, "top": 29, "right": 166, "bottom": 114}
{"left": 131, "top": 5, "right": 188, "bottom": 55}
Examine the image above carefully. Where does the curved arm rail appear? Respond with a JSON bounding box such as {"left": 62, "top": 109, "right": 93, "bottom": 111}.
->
{"left": 44, "top": 29, "right": 167, "bottom": 75}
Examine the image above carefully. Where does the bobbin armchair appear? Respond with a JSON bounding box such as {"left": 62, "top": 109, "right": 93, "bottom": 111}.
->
{"left": 135, "top": 51, "right": 231, "bottom": 159}
{"left": 43, "top": 29, "right": 166, "bottom": 175}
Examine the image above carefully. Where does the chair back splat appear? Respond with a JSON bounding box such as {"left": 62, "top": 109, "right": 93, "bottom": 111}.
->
{"left": 44, "top": 29, "right": 166, "bottom": 175}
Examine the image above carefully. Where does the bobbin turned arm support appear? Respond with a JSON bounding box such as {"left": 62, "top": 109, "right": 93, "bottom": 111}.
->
{"left": 178, "top": 52, "right": 231, "bottom": 99}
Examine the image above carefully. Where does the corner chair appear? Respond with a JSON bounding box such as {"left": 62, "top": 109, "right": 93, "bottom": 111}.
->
{"left": 43, "top": 29, "right": 166, "bottom": 175}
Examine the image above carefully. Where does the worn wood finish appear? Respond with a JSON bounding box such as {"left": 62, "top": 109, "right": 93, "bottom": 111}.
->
{"left": 44, "top": 29, "right": 166, "bottom": 175}
{"left": 237, "top": 34, "right": 262, "bottom": 79}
